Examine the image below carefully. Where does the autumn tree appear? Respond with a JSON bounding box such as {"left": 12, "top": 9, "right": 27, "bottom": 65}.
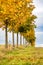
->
{"left": 0, "top": 0, "right": 17, "bottom": 48}
{"left": 18, "top": 8, "right": 36, "bottom": 46}
{"left": 13, "top": 0, "right": 35, "bottom": 46}
{"left": 0, "top": 0, "right": 36, "bottom": 48}
{"left": 22, "top": 15, "right": 36, "bottom": 46}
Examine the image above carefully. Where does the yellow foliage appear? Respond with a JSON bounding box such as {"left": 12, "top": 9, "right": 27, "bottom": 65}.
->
{"left": 0, "top": 0, "right": 35, "bottom": 34}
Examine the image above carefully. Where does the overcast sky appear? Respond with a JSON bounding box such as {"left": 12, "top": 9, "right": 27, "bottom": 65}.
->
{"left": 33, "top": 0, "right": 43, "bottom": 32}
{"left": 33, "top": 0, "right": 43, "bottom": 46}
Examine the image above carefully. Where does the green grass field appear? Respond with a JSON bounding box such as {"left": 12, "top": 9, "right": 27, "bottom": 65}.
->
{"left": 0, "top": 45, "right": 43, "bottom": 65}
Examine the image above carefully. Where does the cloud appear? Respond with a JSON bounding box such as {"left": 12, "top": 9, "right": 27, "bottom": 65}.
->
{"left": 35, "top": 26, "right": 43, "bottom": 32}
{"left": 35, "top": 44, "right": 43, "bottom": 47}
{"left": 35, "top": 17, "right": 43, "bottom": 27}
{"left": 35, "top": 31, "right": 43, "bottom": 34}
{"left": 38, "top": 0, "right": 43, "bottom": 5}
{"left": 33, "top": 0, "right": 43, "bottom": 6}
{"left": 35, "top": 31, "right": 43, "bottom": 46}
{"left": 33, "top": 0, "right": 43, "bottom": 27}
{"left": 33, "top": 0, "right": 43, "bottom": 14}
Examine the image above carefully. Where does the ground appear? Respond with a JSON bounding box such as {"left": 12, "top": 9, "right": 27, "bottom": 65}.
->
{"left": 0, "top": 45, "right": 43, "bottom": 65}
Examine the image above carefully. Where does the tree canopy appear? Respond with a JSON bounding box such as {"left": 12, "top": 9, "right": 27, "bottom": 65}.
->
{"left": 0, "top": 0, "right": 36, "bottom": 47}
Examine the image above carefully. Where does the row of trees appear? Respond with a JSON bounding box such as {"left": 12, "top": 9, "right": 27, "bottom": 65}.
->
{"left": 0, "top": 0, "right": 36, "bottom": 48}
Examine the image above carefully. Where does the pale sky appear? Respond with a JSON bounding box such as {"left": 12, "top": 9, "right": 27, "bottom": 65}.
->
{"left": 33, "top": 0, "right": 43, "bottom": 27}
{"left": 33, "top": 0, "right": 43, "bottom": 46}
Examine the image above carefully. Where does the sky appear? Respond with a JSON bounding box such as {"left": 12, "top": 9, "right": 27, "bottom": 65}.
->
{"left": 33, "top": 0, "right": 43, "bottom": 47}
{"left": 0, "top": 0, "right": 43, "bottom": 47}
{"left": 33, "top": 0, "right": 43, "bottom": 30}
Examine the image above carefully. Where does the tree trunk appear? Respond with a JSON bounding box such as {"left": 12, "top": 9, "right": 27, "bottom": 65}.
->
{"left": 17, "top": 33, "right": 18, "bottom": 47}
{"left": 25, "top": 39, "right": 26, "bottom": 45}
{"left": 31, "top": 41, "right": 35, "bottom": 47}
{"left": 12, "top": 31, "right": 15, "bottom": 47}
{"left": 20, "top": 35, "right": 22, "bottom": 46}
{"left": 5, "top": 24, "right": 8, "bottom": 48}
{"left": 23, "top": 36, "right": 24, "bottom": 45}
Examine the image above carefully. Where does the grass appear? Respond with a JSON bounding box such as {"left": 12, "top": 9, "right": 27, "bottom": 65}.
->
{"left": 0, "top": 45, "right": 43, "bottom": 65}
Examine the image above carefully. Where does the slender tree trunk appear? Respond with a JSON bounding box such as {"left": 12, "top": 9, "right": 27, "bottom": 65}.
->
{"left": 17, "top": 33, "right": 18, "bottom": 47}
{"left": 12, "top": 31, "right": 15, "bottom": 47}
{"left": 20, "top": 35, "right": 22, "bottom": 46}
{"left": 5, "top": 24, "right": 8, "bottom": 48}
{"left": 25, "top": 39, "right": 26, "bottom": 45}
{"left": 25, "top": 40, "right": 28, "bottom": 47}
{"left": 23, "top": 36, "right": 24, "bottom": 45}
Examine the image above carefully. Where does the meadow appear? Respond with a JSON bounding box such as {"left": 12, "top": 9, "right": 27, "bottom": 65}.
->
{"left": 0, "top": 45, "right": 43, "bottom": 65}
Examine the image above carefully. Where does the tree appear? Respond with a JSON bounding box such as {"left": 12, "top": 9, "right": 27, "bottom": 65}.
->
{"left": 18, "top": 14, "right": 36, "bottom": 46}
{"left": 14, "top": 0, "right": 36, "bottom": 46}
{"left": 0, "top": 0, "right": 36, "bottom": 48}
{"left": 0, "top": 0, "right": 17, "bottom": 48}
{"left": 8, "top": 20, "right": 17, "bottom": 47}
{"left": 20, "top": 35, "right": 22, "bottom": 46}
